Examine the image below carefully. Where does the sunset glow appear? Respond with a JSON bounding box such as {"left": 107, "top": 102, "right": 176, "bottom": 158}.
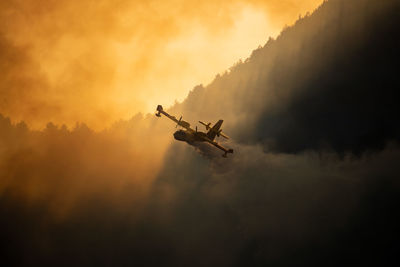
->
{"left": 0, "top": 0, "right": 321, "bottom": 129}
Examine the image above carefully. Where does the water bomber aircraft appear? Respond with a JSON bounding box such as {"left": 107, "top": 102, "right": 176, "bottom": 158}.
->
{"left": 155, "top": 105, "right": 234, "bottom": 157}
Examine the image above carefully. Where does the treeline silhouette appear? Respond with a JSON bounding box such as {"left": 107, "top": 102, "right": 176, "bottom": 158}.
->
{"left": 0, "top": 113, "right": 169, "bottom": 214}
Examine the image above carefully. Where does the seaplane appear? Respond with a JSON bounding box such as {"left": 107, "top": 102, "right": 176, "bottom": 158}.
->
{"left": 156, "top": 105, "right": 233, "bottom": 157}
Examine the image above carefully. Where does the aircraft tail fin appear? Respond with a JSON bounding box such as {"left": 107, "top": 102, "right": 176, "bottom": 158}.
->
{"left": 155, "top": 105, "right": 163, "bottom": 117}
{"left": 207, "top": 120, "right": 223, "bottom": 141}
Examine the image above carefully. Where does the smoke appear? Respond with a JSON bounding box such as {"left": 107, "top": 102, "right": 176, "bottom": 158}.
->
{"left": 1, "top": 0, "right": 400, "bottom": 266}
{"left": 0, "top": 113, "right": 172, "bottom": 218}
{"left": 2, "top": 134, "right": 399, "bottom": 265}
{"left": 146, "top": 142, "right": 400, "bottom": 266}
{"left": 0, "top": 0, "right": 322, "bottom": 129}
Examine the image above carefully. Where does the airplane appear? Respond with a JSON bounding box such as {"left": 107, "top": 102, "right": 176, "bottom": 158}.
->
{"left": 156, "top": 105, "right": 234, "bottom": 157}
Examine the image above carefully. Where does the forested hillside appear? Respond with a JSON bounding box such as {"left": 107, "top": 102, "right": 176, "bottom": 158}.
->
{"left": 174, "top": 0, "right": 399, "bottom": 155}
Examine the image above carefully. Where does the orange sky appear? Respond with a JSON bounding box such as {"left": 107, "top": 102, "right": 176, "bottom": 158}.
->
{"left": 0, "top": 0, "right": 322, "bottom": 129}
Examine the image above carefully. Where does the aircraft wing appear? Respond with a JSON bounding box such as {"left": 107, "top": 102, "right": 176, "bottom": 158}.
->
{"left": 209, "top": 140, "right": 234, "bottom": 157}
{"left": 155, "top": 105, "right": 194, "bottom": 132}
{"left": 201, "top": 135, "right": 233, "bottom": 157}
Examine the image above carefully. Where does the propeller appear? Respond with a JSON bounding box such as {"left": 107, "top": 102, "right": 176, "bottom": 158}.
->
{"left": 176, "top": 116, "right": 182, "bottom": 128}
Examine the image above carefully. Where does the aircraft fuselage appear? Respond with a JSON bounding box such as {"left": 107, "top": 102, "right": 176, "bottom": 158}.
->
{"left": 173, "top": 130, "right": 208, "bottom": 144}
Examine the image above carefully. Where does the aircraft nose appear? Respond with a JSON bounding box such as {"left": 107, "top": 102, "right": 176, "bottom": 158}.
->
{"left": 173, "top": 130, "right": 186, "bottom": 141}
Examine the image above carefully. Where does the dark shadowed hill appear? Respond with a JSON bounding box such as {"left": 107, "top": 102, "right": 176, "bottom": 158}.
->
{"left": 174, "top": 0, "right": 400, "bottom": 155}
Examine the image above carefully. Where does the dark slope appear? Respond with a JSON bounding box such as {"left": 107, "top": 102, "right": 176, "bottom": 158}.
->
{"left": 176, "top": 0, "right": 400, "bottom": 155}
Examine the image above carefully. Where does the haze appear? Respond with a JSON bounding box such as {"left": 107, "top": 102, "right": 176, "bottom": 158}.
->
{"left": 2, "top": 1, "right": 400, "bottom": 265}
{"left": 0, "top": 0, "right": 321, "bottom": 129}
